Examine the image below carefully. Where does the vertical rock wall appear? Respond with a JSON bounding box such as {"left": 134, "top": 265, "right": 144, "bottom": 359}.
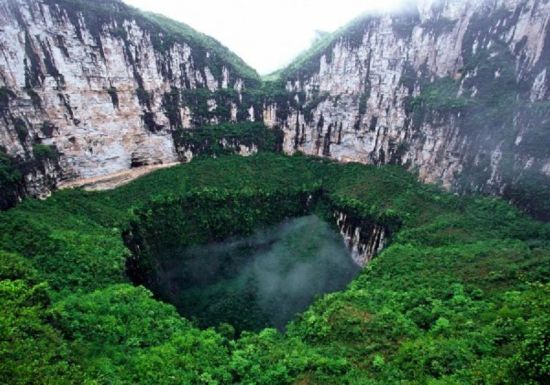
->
{"left": 265, "top": 0, "right": 550, "bottom": 218}
{"left": 0, "top": 0, "right": 259, "bottom": 198}
{"left": 1, "top": 0, "right": 549, "bottom": 219}
{"left": 335, "top": 210, "right": 387, "bottom": 266}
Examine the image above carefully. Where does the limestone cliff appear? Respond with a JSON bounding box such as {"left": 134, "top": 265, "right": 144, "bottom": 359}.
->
{"left": 1, "top": 0, "right": 549, "bottom": 219}
{"left": 266, "top": 0, "right": 550, "bottom": 219}
{"left": 0, "top": 0, "right": 259, "bottom": 203}
{"left": 335, "top": 210, "right": 386, "bottom": 266}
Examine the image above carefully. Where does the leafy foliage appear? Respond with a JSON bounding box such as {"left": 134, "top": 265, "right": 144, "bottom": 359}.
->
{"left": 32, "top": 144, "right": 59, "bottom": 162}
{"left": 0, "top": 148, "right": 23, "bottom": 210}
{"left": 410, "top": 77, "right": 471, "bottom": 113}
{"left": 0, "top": 153, "right": 548, "bottom": 384}
{"left": 0, "top": 252, "right": 80, "bottom": 384}
{"left": 172, "top": 122, "right": 282, "bottom": 158}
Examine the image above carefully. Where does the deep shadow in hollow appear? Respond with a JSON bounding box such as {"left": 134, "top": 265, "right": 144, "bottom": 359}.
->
{"left": 129, "top": 215, "right": 360, "bottom": 333}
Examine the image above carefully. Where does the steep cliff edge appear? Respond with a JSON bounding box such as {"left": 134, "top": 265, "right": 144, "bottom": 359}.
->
{"left": 266, "top": 0, "right": 550, "bottom": 219}
{"left": 0, "top": 0, "right": 260, "bottom": 205}
{"left": 1, "top": 0, "right": 549, "bottom": 219}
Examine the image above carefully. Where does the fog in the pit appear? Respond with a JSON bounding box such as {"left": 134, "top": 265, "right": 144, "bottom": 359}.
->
{"left": 155, "top": 215, "right": 359, "bottom": 332}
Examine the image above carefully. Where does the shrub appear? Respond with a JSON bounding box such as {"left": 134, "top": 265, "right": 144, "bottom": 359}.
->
{"left": 32, "top": 144, "right": 59, "bottom": 162}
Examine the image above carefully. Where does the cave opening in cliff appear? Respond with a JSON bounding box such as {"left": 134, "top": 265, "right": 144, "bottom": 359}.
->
{"left": 129, "top": 214, "right": 359, "bottom": 333}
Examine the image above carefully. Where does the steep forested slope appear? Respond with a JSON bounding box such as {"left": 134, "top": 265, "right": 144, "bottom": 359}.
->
{"left": 0, "top": 1, "right": 549, "bottom": 382}
{"left": 1, "top": 151, "right": 548, "bottom": 384}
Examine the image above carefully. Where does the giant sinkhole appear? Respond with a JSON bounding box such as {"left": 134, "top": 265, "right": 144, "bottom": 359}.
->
{"left": 141, "top": 215, "right": 358, "bottom": 332}
{"left": 124, "top": 190, "right": 387, "bottom": 333}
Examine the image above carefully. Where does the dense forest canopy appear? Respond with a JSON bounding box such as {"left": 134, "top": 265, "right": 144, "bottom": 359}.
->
{"left": 0, "top": 0, "right": 549, "bottom": 383}
{"left": 1, "top": 151, "right": 548, "bottom": 384}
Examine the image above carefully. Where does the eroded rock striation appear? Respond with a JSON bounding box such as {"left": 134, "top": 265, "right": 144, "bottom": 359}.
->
{"left": 0, "top": 0, "right": 259, "bottom": 202}
{"left": 1, "top": 0, "right": 549, "bottom": 218}
{"left": 335, "top": 210, "right": 387, "bottom": 266}
{"left": 265, "top": 0, "right": 550, "bottom": 219}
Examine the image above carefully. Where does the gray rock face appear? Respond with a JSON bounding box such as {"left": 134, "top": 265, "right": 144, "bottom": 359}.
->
{"left": 265, "top": 0, "right": 550, "bottom": 218}
{"left": 1, "top": 0, "right": 549, "bottom": 218}
{"left": 0, "top": 0, "right": 256, "bottom": 198}
{"left": 335, "top": 211, "right": 386, "bottom": 266}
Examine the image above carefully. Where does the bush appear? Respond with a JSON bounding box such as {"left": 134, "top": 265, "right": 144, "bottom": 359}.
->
{"left": 32, "top": 144, "right": 59, "bottom": 162}
{"left": 0, "top": 153, "right": 548, "bottom": 384}
{"left": 0, "top": 149, "right": 23, "bottom": 210}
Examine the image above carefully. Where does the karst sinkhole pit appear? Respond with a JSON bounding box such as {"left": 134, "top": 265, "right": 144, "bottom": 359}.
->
{"left": 128, "top": 214, "right": 361, "bottom": 333}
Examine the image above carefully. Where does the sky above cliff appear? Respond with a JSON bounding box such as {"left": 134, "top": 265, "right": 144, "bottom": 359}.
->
{"left": 124, "top": 0, "right": 407, "bottom": 75}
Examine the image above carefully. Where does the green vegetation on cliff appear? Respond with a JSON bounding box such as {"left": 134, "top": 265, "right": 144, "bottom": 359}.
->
{"left": 0, "top": 148, "right": 23, "bottom": 210}
{"left": 0, "top": 153, "right": 548, "bottom": 384}
{"left": 172, "top": 122, "right": 283, "bottom": 157}
{"left": 40, "top": 0, "right": 260, "bottom": 86}
{"left": 270, "top": 14, "right": 372, "bottom": 81}
{"left": 1, "top": 2, "right": 550, "bottom": 381}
